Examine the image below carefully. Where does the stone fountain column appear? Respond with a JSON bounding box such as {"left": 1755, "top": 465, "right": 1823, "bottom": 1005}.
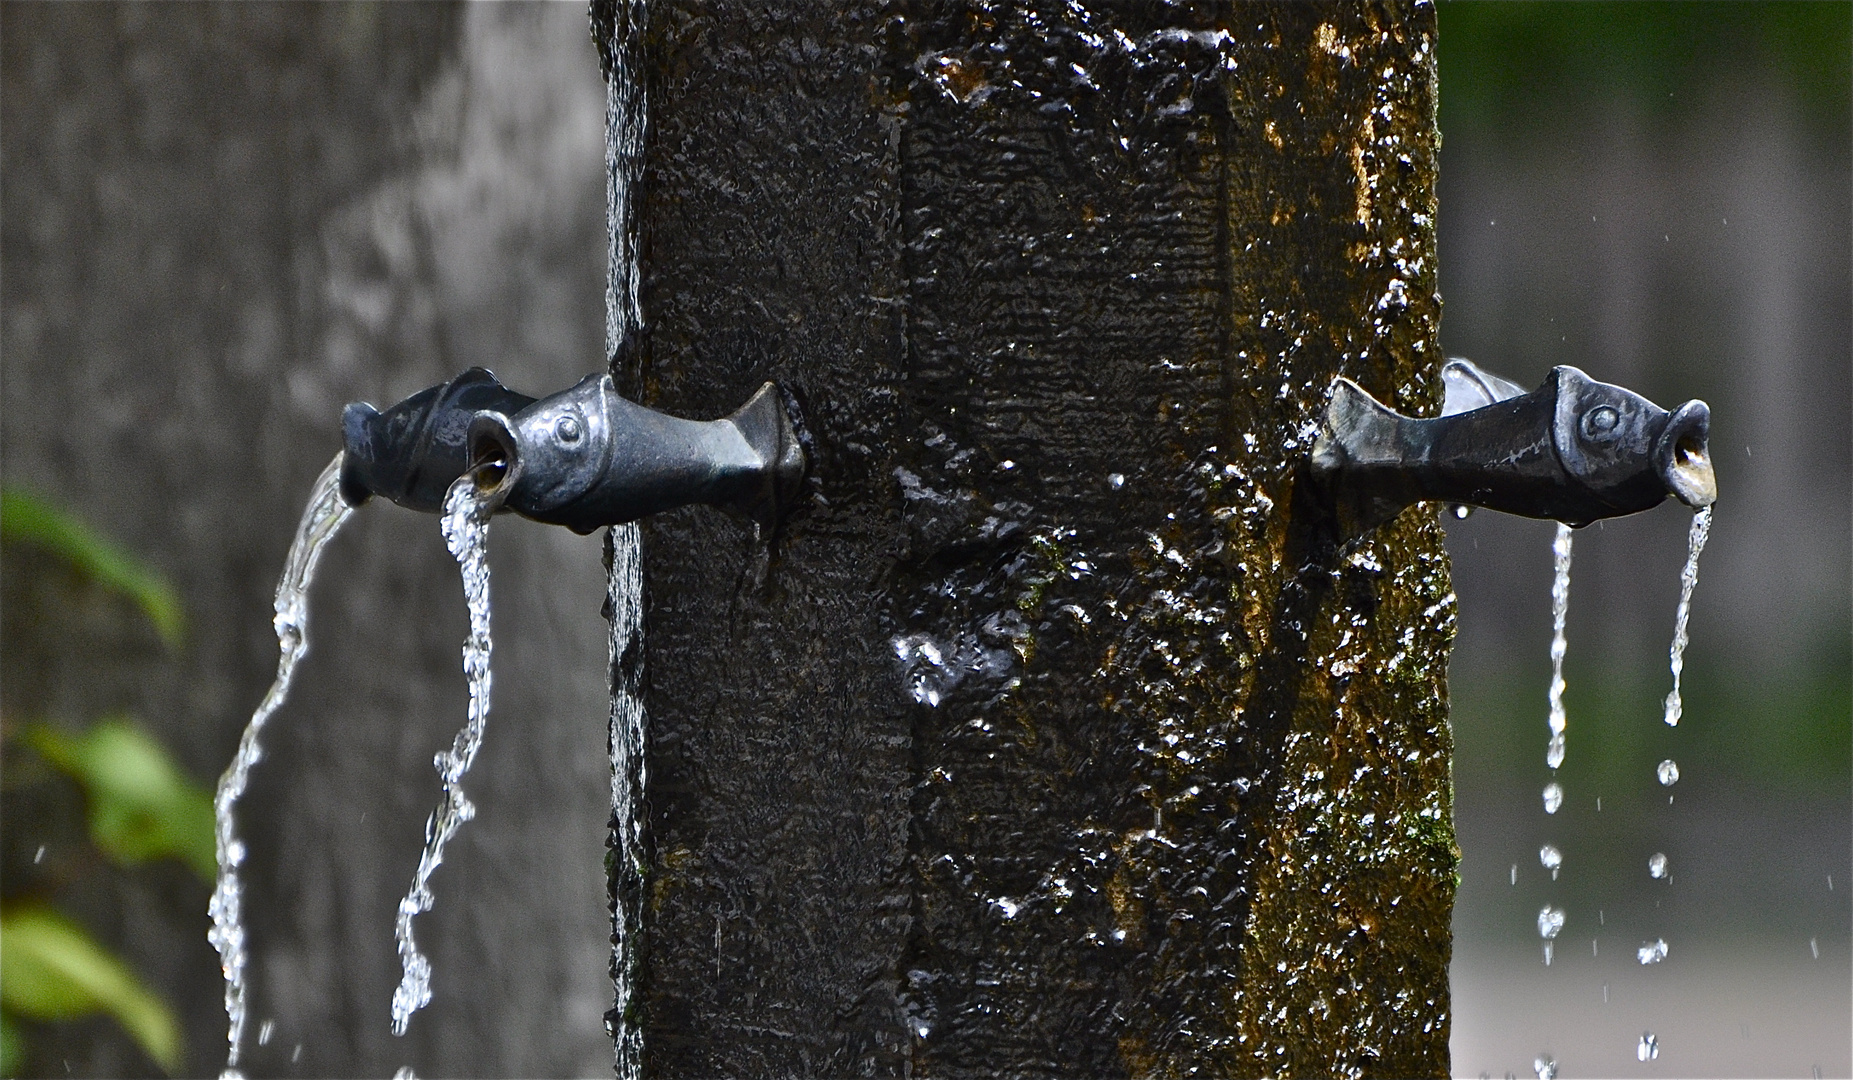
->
{"left": 597, "top": 2, "right": 1456, "bottom": 1076}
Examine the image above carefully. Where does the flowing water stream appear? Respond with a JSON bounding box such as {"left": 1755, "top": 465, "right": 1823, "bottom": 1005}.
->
{"left": 209, "top": 453, "right": 355, "bottom": 1077}
{"left": 390, "top": 476, "right": 497, "bottom": 1036}
{"left": 1660, "top": 506, "right": 1712, "bottom": 729}
{"left": 1536, "top": 524, "right": 1572, "bottom": 965}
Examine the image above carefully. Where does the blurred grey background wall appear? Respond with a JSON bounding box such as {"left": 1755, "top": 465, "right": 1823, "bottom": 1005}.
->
{"left": 1436, "top": 5, "right": 1851, "bottom": 1078}
{"left": 1, "top": 3, "right": 1846, "bottom": 1079}
{"left": 3, "top": 4, "right": 615, "bottom": 1076}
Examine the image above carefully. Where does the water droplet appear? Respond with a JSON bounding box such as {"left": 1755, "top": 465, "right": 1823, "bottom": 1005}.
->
{"left": 1533, "top": 1054, "right": 1557, "bottom": 1080}
{"left": 999, "top": 459, "right": 1016, "bottom": 471}
{"left": 32, "top": 844, "right": 45, "bottom": 864}
{"left": 1810, "top": 937, "right": 1819, "bottom": 959}
{"left": 1637, "top": 1032, "right": 1659, "bottom": 1061}
{"left": 1542, "top": 782, "right": 1563, "bottom": 814}
{"left": 1657, "top": 759, "right": 1679, "bottom": 786}
{"left": 1648, "top": 852, "right": 1669, "bottom": 879}
{"left": 393, "top": 1068, "right": 417, "bottom": 1080}
{"left": 1537, "top": 905, "right": 1566, "bottom": 940}
{"left": 1637, "top": 938, "right": 1669, "bottom": 964}
{"left": 257, "top": 1020, "right": 273, "bottom": 1046}
{"left": 1450, "top": 503, "right": 1471, "bottom": 520}
{"left": 1510, "top": 863, "right": 1518, "bottom": 886}
{"left": 1539, "top": 845, "right": 1562, "bottom": 880}
{"left": 1107, "top": 472, "right": 1126, "bottom": 489}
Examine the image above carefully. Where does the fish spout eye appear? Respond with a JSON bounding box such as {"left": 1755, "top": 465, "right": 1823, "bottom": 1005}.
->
{"left": 555, "top": 414, "right": 583, "bottom": 444}
{"left": 1579, "top": 405, "right": 1620, "bottom": 440}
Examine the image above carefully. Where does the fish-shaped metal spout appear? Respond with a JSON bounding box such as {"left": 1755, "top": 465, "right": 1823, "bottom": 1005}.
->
{"left": 339, "top": 367, "right": 536, "bottom": 512}
{"left": 465, "top": 374, "right": 807, "bottom": 535}
{"left": 1312, "top": 360, "right": 1716, "bottom": 535}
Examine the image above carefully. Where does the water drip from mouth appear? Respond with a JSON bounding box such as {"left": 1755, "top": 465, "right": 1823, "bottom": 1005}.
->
{"left": 210, "top": 453, "right": 354, "bottom": 1077}
{"left": 390, "top": 475, "right": 497, "bottom": 1037}
{"left": 1546, "top": 523, "right": 1573, "bottom": 768}
{"left": 1661, "top": 506, "right": 1711, "bottom": 727}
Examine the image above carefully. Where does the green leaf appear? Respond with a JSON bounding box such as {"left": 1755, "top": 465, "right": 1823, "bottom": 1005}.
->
{"left": 0, "top": 907, "right": 182, "bottom": 1074}
{"left": 0, "top": 488, "right": 185, "bottom": 652}
{"left": 0, "top": 1009, "right": 23, "bottom": 1078}
{"left": 24, "top": 719, "right": 217, "bottom": 883}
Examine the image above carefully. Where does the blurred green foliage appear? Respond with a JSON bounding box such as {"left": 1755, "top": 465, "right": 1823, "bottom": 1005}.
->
{"left": 1439, "top": 2, "right": 1852, "bottom": 135}
{"left": 1, "top": 490, "right": 204, "bottom": 1076}
{"left": 1453, "top": 643, "right": 1853, "bottom": 797}
{"left": 23, "top": 720, "right": 216, "bottom": 883}
{"left": 0, "top": 488, "right": 185, "bottom": 653}
{"left": 0, "top": 908, "right": 181, "bottom": 1076}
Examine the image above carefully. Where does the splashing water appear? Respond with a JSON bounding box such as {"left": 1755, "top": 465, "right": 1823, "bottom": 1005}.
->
{"left": 390, "top": 477, "right": 496, "bottom": 1036}
{"left": 1661, "top": 507, "right": 1711, "bottom": 726}
{"left": 209, "top": 453, "right": 354, "bottom": 1077}
{"left": 1545, "top": 523, "right": 1573, "bottom": 768}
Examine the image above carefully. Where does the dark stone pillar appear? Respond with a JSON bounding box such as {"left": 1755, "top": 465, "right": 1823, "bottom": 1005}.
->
{"left": 602, "top": 3, "right": 1455, "bottom": 1075}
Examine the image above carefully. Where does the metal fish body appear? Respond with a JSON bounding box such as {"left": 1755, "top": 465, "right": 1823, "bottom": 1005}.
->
{"left": 467, "top": 374, "right": 807, "bottom": 535}
{"left": 1313, "top": 363, "right": 1715, "bottom": 535}
{"left": 339, "top": 368, "right": 536, "bottom": 512}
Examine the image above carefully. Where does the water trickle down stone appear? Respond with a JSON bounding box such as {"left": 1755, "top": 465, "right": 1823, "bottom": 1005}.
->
{"left": 1545, "top": 524, "right": 1573, "bottom": 768}
{"left": 606, "top": 521, "right": 646, "bottom": 1079}
{"left": 600, "top": 9, "right": 647, "bottom": 1072}
{"left": 1648, "top": 852, "right": 1668, "bottom": 880}
{"left": 209, "top": 452, "right": 354, "bottom": 1077}
{"left": 1661, "top": 507, "right": 1711, "bottom": 727}
{"left": 1637, "top": 1032, "right": 1659, "bottom": 1061}
{"left": 1637, "top": 938, "right": 1669, "bottom": 965}
{"left": 1542, "top": 782, "right": 1563, "bottom": 815}
{"left": 1539, "top": 844, "right": 1562, "bottom": 881}
{"left": 390, "top": 476, "right": 496, "bottom": 1037}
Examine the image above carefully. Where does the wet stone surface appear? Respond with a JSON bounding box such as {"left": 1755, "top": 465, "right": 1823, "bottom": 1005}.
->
{"left": 627, "top": 3, "right": 1452, "bottom": 1077}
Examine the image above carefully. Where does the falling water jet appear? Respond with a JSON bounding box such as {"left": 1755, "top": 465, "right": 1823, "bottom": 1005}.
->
{"left": 209, "top": 453, "right": 355, "bottom": 1077}
{"left": 1545, "top": 523, "right": 1572, "bottom": 770}
{"left": 390, "top": 473, "right": 499, "bottom": 1036}
{"left": 1661, "top": 506, "right": 1712, "bottom": 726}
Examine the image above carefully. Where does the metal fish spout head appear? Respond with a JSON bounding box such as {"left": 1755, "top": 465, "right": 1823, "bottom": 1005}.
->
{"left": 1313, "top": 362, "right": 1717, "bottom": 535}
{"left": 338, "top": 368, "right": 536, "bottom": 512}
{"left": 1655, "top": 398, "right": 1717, "bottom": 509}
{"left": 468, "top": 375, "right": 807, "bottom": 535}
{"left": 467, "top": 373, "right": 610, "bottom": 527}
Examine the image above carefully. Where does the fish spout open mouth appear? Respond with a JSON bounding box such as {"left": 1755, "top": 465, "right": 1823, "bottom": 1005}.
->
{"left": 466, "top": 411, "right": 522, "bottom": 511}
{"left": 1655, "top": 399, "right": 1717, "bottom": 508}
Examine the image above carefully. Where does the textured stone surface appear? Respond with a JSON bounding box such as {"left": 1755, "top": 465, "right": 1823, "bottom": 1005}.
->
{"left": 619, "top": 3, "right": 1455, "bottom": 1076}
